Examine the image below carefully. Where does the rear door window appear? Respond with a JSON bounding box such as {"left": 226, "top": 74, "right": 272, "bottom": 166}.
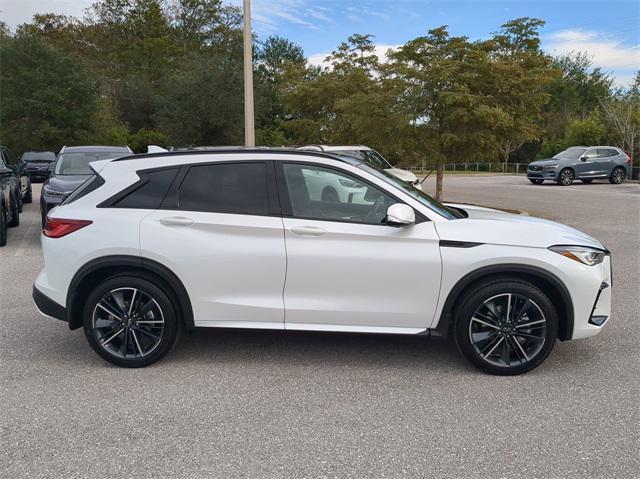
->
{"left": 114, "top": 168, "right": 180, "bottom": 209}
{"left": 177, "top": 162, "right": 269, "bottom": 215}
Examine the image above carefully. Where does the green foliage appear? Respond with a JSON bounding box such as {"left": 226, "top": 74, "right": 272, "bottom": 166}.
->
{"left": 563, "top": 116, "right": 606, "bottom": 147}
{"left": 0, "top": 34, "right": 99, "bottom": 153}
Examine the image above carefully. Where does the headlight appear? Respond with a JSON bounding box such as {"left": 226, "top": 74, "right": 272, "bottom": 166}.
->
{"left": 544, "top": 164, "right": 559, "bottom": 169}
{"left": 549, "top": 245, "right": 606, "bottom": 266}
{"left": 43, "top": 185, "right": 66, "bottom": 197}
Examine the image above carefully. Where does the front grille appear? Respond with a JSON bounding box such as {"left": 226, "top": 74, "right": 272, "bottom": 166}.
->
{"left": 528, "top": 165, "right": 543, "bottom": 172}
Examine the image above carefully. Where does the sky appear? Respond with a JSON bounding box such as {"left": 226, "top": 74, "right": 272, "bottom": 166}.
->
{"left": 1, "top": 0, "right": 639, "bottom": 86}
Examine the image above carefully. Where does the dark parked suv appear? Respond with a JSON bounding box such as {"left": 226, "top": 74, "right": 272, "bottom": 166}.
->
{"left": 527, "top": 146, "right": 630, "bottom": 186}
{"left": 41, "top": 145, "right": 132, "bottom": 225}
{"left": 20, "top": 150, "right": 56, "bottom": 182}
{"left": 0, "top": 149, "right": 21, "bottom": 246}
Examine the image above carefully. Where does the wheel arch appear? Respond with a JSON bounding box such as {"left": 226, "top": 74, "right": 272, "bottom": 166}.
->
{"left": 66, "top": 255, "right": 194, "bottom": 331}
{"left": 435, "top": 264, "right": 574, "bottom": 341}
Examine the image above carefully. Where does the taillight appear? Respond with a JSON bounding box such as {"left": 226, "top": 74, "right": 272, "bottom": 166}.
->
{"left": 43, "top": 218, "right": 92, "bottom": 238}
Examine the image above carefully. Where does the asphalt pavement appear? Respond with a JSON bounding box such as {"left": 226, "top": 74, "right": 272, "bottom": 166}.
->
{"left": 1, "top": 177, "right": 639, "bottom": 478}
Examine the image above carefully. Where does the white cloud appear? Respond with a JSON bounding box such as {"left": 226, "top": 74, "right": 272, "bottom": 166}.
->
{"left": 308, "top": 44, "right": 400, "bottom": 69}
{"left": 546, "top": 29, "right": 640, "bottom": 69}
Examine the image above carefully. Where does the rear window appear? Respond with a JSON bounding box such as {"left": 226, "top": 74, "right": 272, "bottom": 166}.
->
{"left": 62, "top": 174, "right": 105, "bottom": 205}
{"left": 113, "top": 168, "right": 180, "bottom": 209}
{"left": 54, "top": 151, "right": 128, "bottom": 175}
{"left": 178, "top": 162, "right": 268, "bottom": 215}
{"left": 22, "top": 151, "right": 55, "bottom": 162}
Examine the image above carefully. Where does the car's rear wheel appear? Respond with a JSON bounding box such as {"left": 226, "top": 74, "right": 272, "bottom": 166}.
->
{"left": 23, "top": 186, "right": 32, "bottom": 204}
{"left": 557, "top": 168, "right": 574, "bottom": 186}
{"left": 581, "top": 179, "right": 593, "bottom": 184}
{"left": 609, "top": 166, "right": 626, "bottom": 184}
{"left": 83, "top": 276, "right": 179, "bottom": 367}
{"left": 0, "top": 203, "right": 7, "bottom": 247}
{"left": 528, "top": 179, "right": 543, "bottom": 185}
{"left": 454, "top": 278, "right": 558, "bottom": 375}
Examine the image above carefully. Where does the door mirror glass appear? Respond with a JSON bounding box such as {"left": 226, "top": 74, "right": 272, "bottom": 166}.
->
{"left": 386, "top": 203, "right": 415, "bottom": 226}
{"left": 580, "top": 155, "right": 587, "bottom": 161}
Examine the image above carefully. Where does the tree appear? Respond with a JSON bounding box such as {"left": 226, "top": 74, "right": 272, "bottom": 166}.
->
{"left": 600, "top": 95, "right": 640, "bottom": 179}
{"left": 0, "top": 34, "right": 99, "bottom": 153}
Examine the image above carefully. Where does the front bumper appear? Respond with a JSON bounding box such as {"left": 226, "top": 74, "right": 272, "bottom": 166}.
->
{"left": 571, "top": 254, "right": 612, "bottom": 339}
{"left": 32, "top": 285, "right": 67, "bottom": 323}
{"left": 527, "top": 168, "right": 558, "bottom": 180}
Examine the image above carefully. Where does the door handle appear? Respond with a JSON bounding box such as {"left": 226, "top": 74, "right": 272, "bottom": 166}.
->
{"left": 290, "top": 226, "right": 326, "bottom": 237}
{"left": 160, "top": 216, "right": 194, "bottom": 226}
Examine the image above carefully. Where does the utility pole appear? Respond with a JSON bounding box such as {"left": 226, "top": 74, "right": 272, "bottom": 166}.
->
{"left": 243, "top": 0, "right": 255, "bottom": 146}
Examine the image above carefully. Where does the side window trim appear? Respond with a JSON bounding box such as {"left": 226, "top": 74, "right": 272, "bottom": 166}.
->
{"left": 97, "top": 165, "right": 180, "bottom": 208}
{"left": 274, "top": 161, "right": 426, "bottom": 225}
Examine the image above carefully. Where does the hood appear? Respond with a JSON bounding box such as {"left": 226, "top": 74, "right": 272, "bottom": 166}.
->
{"left": 436, "top": 204, "right": 604, "bottom": 250}
{"left": 45, "top": 175, "right": 91, "bottom": 194}
{"left": 385, "top": 167, "right": 418, "bottom": 183}
{"left": 528, "top": 158, "right": 562, "bottom": 167}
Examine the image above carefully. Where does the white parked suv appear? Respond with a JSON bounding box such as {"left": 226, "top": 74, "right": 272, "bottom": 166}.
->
{"left": 33, "top": 149, "right": 612, "bottom": 374}
{"left": 297, "top": 145, "right": 423, "bottom": 190}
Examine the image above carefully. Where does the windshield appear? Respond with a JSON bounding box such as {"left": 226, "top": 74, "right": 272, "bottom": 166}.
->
{"left": 53, "top": 151, "right": 126, "bottom": 176}
{"left": 333, "top": 149, "right": 392, "bottom": 169}
{"left": 553, "top": 148, "right": 586, "bottom": 160}
{"left": 22, "top": 151, "right": 55, "bottom": 162}
{"left": 358, "top": 164, "right": 461, "bottom": 220}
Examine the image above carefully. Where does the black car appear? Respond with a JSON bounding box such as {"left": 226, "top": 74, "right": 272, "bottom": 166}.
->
{"left": 20, "top": 150, "right": 56, "bottom": 182}
{"left": 0, "top": 148, "right": 22, "bottom": 246}
{"left": 41, "top": 145, "right": 132, "bottom": 225}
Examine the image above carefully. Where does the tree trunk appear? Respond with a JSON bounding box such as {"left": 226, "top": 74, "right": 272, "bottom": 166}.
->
{"left": 435, "top": 159, "right": 444, "bottom": 202}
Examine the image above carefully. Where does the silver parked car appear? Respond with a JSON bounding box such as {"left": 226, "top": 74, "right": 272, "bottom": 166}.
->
{"left": 527, "top": 146, "right": 630, "bottom": 186}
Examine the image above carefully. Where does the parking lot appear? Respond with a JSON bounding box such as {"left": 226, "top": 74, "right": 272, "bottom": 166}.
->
{"left": 1, "top": 176, "right": 639, "bottom": 478}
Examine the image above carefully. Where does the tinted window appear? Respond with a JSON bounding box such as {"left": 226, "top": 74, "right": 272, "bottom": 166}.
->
{"left": 282, "top": 163, "right": 396, "bottom": 225}
{"left": 114, "top": 168, "right": 179, "bottom": 209}
{"left": 554, "top": 148, "right": 586, "bottom": 160}
{"left": 22, "top": 151, "right": 55, "bottom": 162}
{"left": 178, "top": 162, "right": 268, "bottom": 215}
{"left": 597, "top": 149, "right": 617, "bottom": 158}
{"left": 63, "top": 175, "right": 106, "bottom": 205}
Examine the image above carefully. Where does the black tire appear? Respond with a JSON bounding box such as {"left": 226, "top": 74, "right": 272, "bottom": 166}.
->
{"left": 528, "top": 178, "right": 543, "bottom": 185}
{"left": 83, "top": 275, "right": 179, "bottom": 368}
{"left": 7, "top": 197, "right": 19, "bottom": 227}
{"left": 0, "top": 203, "right": 7, "bottom": 247}
{"left": 609, "top": 166, "right": 626, "bottom": 184}
{"left": 557, "top": 168, "right": 575, "bottom": 186}
{"left": 321, "top": 187, "right": 339, "bottom": 202}
{"left": 581, "top": 179, "right": 593, "bottom": 184}
{"left": 23, "top": 187, "right": 33, "bottom": 204}
{"left": 454, "top": 278, "right": 558, "bottom": 375}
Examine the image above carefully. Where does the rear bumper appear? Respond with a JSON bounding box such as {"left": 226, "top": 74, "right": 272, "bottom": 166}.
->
{"left": 32, "top": 285, "right": 67, "bottom": 323}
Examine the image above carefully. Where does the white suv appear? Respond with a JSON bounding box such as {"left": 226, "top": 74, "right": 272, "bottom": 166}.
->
{"left": 296, "top": 145, "right": 423, "bottom": 189}
{"left": 33, "top": 150, "right": 612, "bottom": 374}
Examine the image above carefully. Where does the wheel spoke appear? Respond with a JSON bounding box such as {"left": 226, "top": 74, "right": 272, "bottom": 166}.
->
{"left": 511, "top": 336, "right": 529, "bottom": 362}
{"left": 500, "top": 337, "right": 511, "bottom": 364}
{"left": 482, "top": 336, "right": 504, "bottom": 358}
{"left": 97, "top": 301, "right": 123, "bottom": 320}
{"left": 128, "top": 288, "right": 138, "bottom": 316}
{"left": 101, "top": 327, "right": 124, "bottom": 346}
{"left": 471, "top": 317, "right": 500, "bottom": 330}
{"left": 484, "top": 301, "right": 502, "bottom": 321}
{"left": 131, "top": 330, "right": 144, "bottom": 356}
{"left": 505, "top": 293, "right": 512, "bottom": 323}
{"left": 109, "top": 291, "right": 128, "bottom": 315}
{"left": 134, "top": 327, "right": 160, "bottom": 341}
{"left": 513, "top": 331, "right": 545, "bottom": 341}
{"left": 136, "top": 299, "right": 156, "bottom": 318}
{"left": 121, "top": 329, "right": 129, "bottom": 356}
{"left": 515, "top": 319, "right": 545, "bottom": 329}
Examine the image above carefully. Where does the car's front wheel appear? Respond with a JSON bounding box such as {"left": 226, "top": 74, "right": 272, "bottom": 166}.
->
{"left": 7, "top": 197, "right": 19, "bottom": 227}
{"left": 528, "top": 178, "right": 543, "bottom": 185}
{"left": 557, "top": 168, "right": 575, "bottom": 186}
{"left": 454, "top": 278, "right": 558, "bottom": 375}
{"left": 609, "top": 166, "right": 626, "bottom": 184}
{"left": 83, "top": 275, "right": 179, "bottom": 367}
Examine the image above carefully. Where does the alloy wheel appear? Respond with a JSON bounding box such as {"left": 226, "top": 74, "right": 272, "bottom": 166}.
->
{"left": 612, "top": 167, "right": 625, "bottom": 184}
{"left": 469, "top": 293, "right": 547, "bottom": 368}
{"left": 559, "top": 169, "right": 574, "bottom": 186}
{"left": 91, "top": 287, "right": 165, "bottom": 359}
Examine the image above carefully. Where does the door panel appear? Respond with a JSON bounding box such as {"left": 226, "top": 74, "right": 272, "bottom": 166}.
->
{"left": 282, "top": 218, "right": 442, "bottom": 331}
{"left": 141, "top": 211, "right": 286, "bottom": 327}
{"left": 575, "top": 149, "right": 599, "bottom": 177}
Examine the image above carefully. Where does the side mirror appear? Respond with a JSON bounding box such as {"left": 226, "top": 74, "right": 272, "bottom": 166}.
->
{"left": 580, "top": 155, "right": 587, "bottom": 162}
{"left": 386, "top": 203, "right": 415, "bottom": 226}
